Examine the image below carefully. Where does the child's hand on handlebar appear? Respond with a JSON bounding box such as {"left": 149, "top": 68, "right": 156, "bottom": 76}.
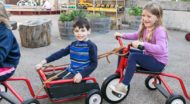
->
{"left": 114, "top": 32, "right": 123, "bottom": 38}
{"left": 132, "top": 41, "right": 144, "bottom": 48}
{"left": 35, "top": 60, "right": 47, "bottom": 69}
{"left": 73, "top": 73, "right": 82, "bottom": 83}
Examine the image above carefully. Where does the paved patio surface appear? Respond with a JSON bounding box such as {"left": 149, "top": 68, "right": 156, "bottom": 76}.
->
{"left": 2, "top": 15, "right": 190, "bottom": 104}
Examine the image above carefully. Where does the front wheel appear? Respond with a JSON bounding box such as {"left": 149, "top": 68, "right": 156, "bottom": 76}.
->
{"left": 101, "top": 74, "right": 130, "bottom": 103}
{"left": 165, "top": 95, "right": 186, "bottom": 104}
{"left": 85, "top": 89, "right": 102, "bottom": 104}
{"left": 22, "top": 98, "right": 40, "bottom": 104}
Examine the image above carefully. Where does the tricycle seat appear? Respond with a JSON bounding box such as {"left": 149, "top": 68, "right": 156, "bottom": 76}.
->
{"left": 136, "top": 66, "right": 164, "bottom": 74}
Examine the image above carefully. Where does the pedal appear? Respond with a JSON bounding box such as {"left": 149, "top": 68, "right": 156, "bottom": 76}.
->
{"left": 111, "top": 90, "right": 122, "bottom": 98}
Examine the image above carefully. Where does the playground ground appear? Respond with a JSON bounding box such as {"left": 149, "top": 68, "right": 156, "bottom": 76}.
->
{"left": 2, "top": 15, "right": 190, "bottom": 104}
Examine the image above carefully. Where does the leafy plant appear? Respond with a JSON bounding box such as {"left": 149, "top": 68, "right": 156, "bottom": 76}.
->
{"left": 59, "top": 10, "right": 86, "bottom": 22}
{"left": 128, "top": 6, "right": 143, "bottom": 16}
{"left": 36, "top": 1, "right": 41, "bottom": 6}
{"left": 70, "top": 10, "right": 86, "bottom": 19}
{"left": 86, "top": 12, "right": 106, "bottom": 19}
{"left": 59, "top": 12, "right": 73, "bottom": 22}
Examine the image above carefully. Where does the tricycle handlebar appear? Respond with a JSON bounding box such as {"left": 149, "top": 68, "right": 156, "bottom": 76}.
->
{"left": 116, "top": 36, "right": 123, "bottom": 47}
{"left": 116, "top": 36, "right": 144, "bottom": 50}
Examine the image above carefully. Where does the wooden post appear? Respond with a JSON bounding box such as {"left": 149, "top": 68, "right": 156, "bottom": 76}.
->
{"left": 19, "top": 18, "right": 52, "bottom": 48}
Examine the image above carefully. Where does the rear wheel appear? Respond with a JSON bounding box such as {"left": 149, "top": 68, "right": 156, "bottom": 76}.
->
{"left": 145, "top": 76, "right": 161, "bottom": 90}
{"left": 101, "top": 74, "right": 130, "bottom": 103}
{"left": 85, "top": 89, "right": 102, "bottom": 104}
{"left": 166, "top": 95, "right": 186, "bottom": 104}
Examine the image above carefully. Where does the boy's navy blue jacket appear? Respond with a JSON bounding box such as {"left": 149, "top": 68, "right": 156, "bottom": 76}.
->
{"left": 0, "top": 23, "right": 20, "bottom": 68}
{"left": 46, "top": 40, "right": 98, "bottom": 78}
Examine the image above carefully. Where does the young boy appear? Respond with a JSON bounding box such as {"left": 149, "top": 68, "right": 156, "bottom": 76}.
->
{"left": 36, "top": 17, "right": 98, "bottom": 83}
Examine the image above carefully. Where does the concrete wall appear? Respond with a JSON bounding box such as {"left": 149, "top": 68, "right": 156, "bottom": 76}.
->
{"left": 136, "top": 0, "right": 190, "bottom": 11}
{"left": 163, "top": 10, "right": 190, "bottom": 32}
{"left": 133, "top": 0, "right": 190, "bottom": 32}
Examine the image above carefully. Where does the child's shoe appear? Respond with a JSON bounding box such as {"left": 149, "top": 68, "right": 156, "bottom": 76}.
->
{"left": 109, "top": 83, "right": 128, "bottom": 98}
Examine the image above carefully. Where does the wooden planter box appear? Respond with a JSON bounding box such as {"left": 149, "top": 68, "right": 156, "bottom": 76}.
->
{"left": 123, "top": 15, "right": 141, "bottom": 30}
{"left": 129, "top": 16, "right": 141, "bottom": 30}
{"left": 58, "top": 17, "right": 111, "bottom": 40}
{"left": 90, "top": 17, "right": 111, "bottom": 33}
{"left": 58, "top": 21, "right": 74, "bottom": 40}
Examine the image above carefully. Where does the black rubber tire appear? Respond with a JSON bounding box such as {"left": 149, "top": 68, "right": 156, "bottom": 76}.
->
{"left": 85, "top": 89, "right": 102, "bottom": 104}
{"left": 22, "top": 98, "right": 40, "bottom": 104}
{"left": 145, "top": 76, "right": 161, "bottom": 90}
{"left": 165, "top": 95, "right": 186, "bottom": 104}
{"left": 0, "top": 83, "right": 8, "bottom": 100}
{"left": 101, "top": 74, "right": 130, "bottom": 103}
{"left": 185, "top": 33, "right": 190, "bottom": 41}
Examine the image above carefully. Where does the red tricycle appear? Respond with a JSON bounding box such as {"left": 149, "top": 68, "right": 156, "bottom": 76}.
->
{"left": 101, "top": 37, "right": 189, "bottom": 104}
{"left": 0, "top": 65, "right": 102, "bottom": 104}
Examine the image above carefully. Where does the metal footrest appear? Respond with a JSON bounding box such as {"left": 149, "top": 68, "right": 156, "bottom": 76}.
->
{"left": 156, "top": 84, "right": 170, "bottom": 98}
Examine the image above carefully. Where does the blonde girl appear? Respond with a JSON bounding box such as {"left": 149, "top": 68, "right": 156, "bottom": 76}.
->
{"left": 110, "top": 2, "right": 168, "bottom": 96}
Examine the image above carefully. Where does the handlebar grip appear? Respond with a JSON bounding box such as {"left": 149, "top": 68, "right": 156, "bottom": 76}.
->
{"left": 115, "top": 36, "right": 123, "bottom": 46}
{"left": 116, "top": 36, "right": 120, "bottom": 40}
{"left": 137, "top": 45, "right": 144, "bottom": 50}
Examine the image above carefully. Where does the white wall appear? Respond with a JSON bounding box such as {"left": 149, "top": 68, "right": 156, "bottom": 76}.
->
{"left": 163, "top": 10, "right": 190, "bottom": 32}
{"left": 134, "top": 0, "right": 190, "bottom": 32}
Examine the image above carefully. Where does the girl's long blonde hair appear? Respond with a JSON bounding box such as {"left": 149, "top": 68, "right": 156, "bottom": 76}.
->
{"left": 138, "top": 2, "right": 163, "bottom": 42}
{"left": 0, "top": 2, "right": 11, "bottom": 28}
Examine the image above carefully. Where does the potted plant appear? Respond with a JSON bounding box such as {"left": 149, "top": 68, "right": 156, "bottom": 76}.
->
{"left": 58, "top": 10, "right": 86, "bottom": 40}
{"left": 128, "top": 6, "right": 142, "bottom": 17}
{"left": 126, "top": 6, "right": 142, "bottom": 30}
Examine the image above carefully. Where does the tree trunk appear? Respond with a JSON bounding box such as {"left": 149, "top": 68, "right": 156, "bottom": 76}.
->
{"left": 19, "top": 18, "right": 52, "bottom": 48}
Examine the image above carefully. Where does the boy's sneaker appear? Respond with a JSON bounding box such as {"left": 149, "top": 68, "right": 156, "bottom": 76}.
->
{"left": 109, "top": 83, "right": 128, "bottom": 98}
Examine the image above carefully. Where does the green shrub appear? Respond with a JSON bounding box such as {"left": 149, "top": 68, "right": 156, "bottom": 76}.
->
{"left": 36, "top": 1, "right": 41, "bottom": 6}
{"left": 59, "top": 10, "right": 108, "bottom": 23}
{"left": 128, "top": 6, "right": 143, "bottom": 16}
{"left": 59, "top": 10, "right": 86, "bottom": 22}
{"left": 86, "top": 12, "right": 106, "bottom": 19}
{"left": 70, "top": 10, "right": 86, "bottom": 19}
{"left": 59, "top": 12, "right": 73, "bottom": 22}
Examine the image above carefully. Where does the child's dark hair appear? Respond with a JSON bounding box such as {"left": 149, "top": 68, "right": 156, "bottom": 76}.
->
{"left": 73, "top": 17, "right": 90, "bottom": 30}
